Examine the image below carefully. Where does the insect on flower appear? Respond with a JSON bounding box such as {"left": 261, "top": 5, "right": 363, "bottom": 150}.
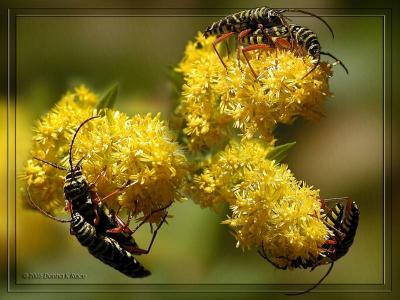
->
{"left": 26, "top": 115, "right": 171, "bottom": 278}
{"left": 203, "top": 6, "right": 334, "bottom": 70}
{"left": 238, "top": 24, "right": 349, "bottom": 78}
{"left": 258, "top": 197, "right": 359, "bottom": 295}
{"left": 70, "top": 211, "right": 163, "bottom": 278}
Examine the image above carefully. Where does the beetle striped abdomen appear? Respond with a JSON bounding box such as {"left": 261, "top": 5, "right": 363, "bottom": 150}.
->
{"left": 204, "top": 10, "right": 251, "bottom": 37}
{"left": 290, "top": 24, "right": 320, "bottom": 57}
{"left": 203, "top": 7, "right": 286, "bottom": 37}
{"left": 240, "top": 24, "right": 321, "bottom": 59}
{"left": 71, "top": 212, "right": 151, "bottom": 278}
{"left": 240, "top": 26, "right": 288, "bottom": 46}
{"left": 335, "top": 201, "right": 359, "bottom": 260}
{"left": 324, "top": 202, "right": 344, "bottom": 230}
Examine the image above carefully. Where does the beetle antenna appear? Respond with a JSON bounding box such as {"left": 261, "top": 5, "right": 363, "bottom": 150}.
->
{"left": 69, "top": 115, "right": 100, "bottom": 169}
{"left": 285, "top": 9, "right": 335, "bottom": 39}
{"left": 26, "top": 187, "right": 71, "bottom": 223}
{"left": 285, "top": 262, "right": 334, "bottom": 296}
{"left": 33, "top": 157, "right": 67, "bottom": 171}
{"left": 320, "top": 51, "right": 349, "bottom": 74}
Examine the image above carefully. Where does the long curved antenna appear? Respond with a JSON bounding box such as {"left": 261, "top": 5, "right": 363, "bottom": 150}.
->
{"left": 69, "top": 115, "right": 100, "bottom": 169}
{"left": 257, "top": 241, "right": 287, "bottom": 270}
{"left": 257, "top": 240, "right": 268, "bottom": 259}
{"left": 286, "top": 262, "right": 334, "bottom": 296}
{"left": 26, "top": 187, "right": 71, "bottom": 223}
{"left": 320, "top": 51, "right": 349, "bottom": 74}
{"left": 285, "top": 9, "right": 335, "bottom": 39}
{"left": 33, "top": 157, "right": 67, "bottom": 171}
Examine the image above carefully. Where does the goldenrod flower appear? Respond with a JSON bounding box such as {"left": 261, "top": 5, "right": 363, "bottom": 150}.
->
{"left": 22, "top": 85, "right": 188, "bottom": 223}
{"left": 22, "top": 85, "right": 97, "bottom": 213}
{"left": 174, "top": 33, "right": 235, "bottom": 151}
{"left": 74, "top": 110, "right": 188, "bottom": 223}
{"left": 190, "top": 138, "right": 272, "bottom": 210}
{"left": 190, "top": 139, "right": 328, "bottom": 266}
{"left": 175, "top": 32, "right": 332, "bottom": 143}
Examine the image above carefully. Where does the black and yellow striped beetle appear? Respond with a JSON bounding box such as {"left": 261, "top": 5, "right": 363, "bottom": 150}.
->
{"left": 258, "top": 197, "right": 359, "bottom": 295}
{"left": 27, "top": 115, "right": 170, "bottom": 278}
{"left": 238, "top": 23, "right": 349, "bottom": 78}
{"left": 203, "top": 6, "right": 334, "bottom": 70}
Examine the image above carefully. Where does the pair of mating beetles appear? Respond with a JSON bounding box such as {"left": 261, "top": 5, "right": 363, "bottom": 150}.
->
{"left": 203, "top": 6, "right": 349, "bottom": 78}
{"left": 28, "top": 115, "right": 171, "bottom": 278}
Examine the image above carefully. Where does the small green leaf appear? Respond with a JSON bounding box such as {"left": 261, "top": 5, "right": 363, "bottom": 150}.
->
{"left": 168, "top": 66, "right": 183, "bottom": 87}
{"left": 166, "top": 66, "right": 185, "bottom": 110}
{"left": 96, "top": 83, "right": 119, "bottom": 110}
{"left": 167, "top": 66, "right": 184, "bottom": 96}
{"left": 267, "top": 141, "right": 296, "bottom": 163}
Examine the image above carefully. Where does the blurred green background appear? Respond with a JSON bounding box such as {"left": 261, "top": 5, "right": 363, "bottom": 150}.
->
{"left": 2, "top": 4, "right": 388, "bottom": 296}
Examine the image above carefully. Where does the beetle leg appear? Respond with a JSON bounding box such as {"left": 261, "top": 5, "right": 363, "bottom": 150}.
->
{"left": 242, "top": 44, "right": 271, "bottom": 79}
{"left": 212, "top": 32, "right": 236, "bottom": 69}
{"left": 126, "top": 213, "right": 169, "bottom": 255}
{"left": 236, "top": 28, "right": 253, "bottom": 69}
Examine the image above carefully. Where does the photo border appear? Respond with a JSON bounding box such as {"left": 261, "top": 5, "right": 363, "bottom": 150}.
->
{"left": 1, "top": 2, "right": 395, "bottom": 296}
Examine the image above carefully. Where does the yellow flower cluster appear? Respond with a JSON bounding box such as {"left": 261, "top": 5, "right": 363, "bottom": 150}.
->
{"left": 190, "top": 138, "right": 272, "bottom": 210}
{"left": 174, "top": 34, "right": 235, "bottom": 151}
{"left": 74, "top": 110, "right": 188, "bottom": 222}
{"left": 175, "top": 32, "right": 332, "bottom": 145}
{"left": 23, "top": 85, "right": 97, "bottom": 213}
{"left": 22, "top": 86, "right": 188, "bottom": 223}
{"left": 190, "top": 140, "right": 327, "bottom": 266}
